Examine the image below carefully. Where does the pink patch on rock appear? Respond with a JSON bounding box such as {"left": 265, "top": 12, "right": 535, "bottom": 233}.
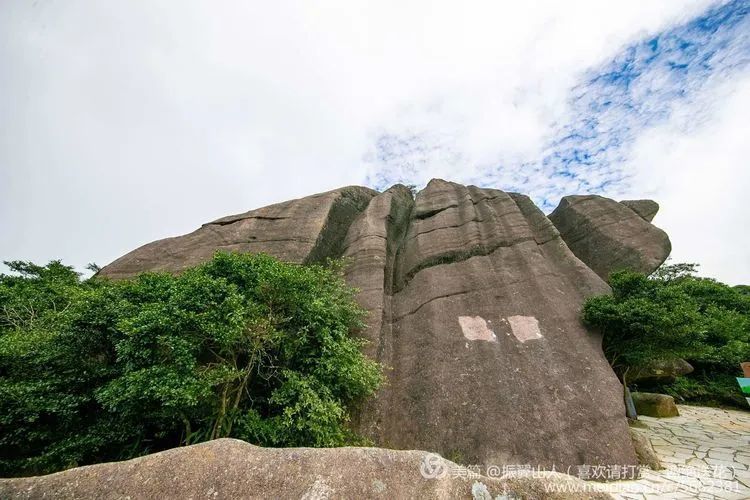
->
{"left": 507, "top": 315, "right": 543, "bottom": 343}
{"left": 458, "top": 316, "right": 497, "bottom": 342}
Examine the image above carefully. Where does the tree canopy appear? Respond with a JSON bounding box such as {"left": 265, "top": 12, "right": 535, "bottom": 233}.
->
{"left": 0, "top": 252, "right": 382, "bottom": 476}
{"left": 582, "top": 263, "right": 750, "bottom": 408}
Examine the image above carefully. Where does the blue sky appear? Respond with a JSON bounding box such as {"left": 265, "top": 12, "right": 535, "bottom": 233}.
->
{"left": 367, "top": 0, "right": 750, "bottom": 209}
{"left": 522, "top": 0, "right": 749, "bottom": 209}
{"left": 1, "top": 0, "right": 748, "bottom": 283}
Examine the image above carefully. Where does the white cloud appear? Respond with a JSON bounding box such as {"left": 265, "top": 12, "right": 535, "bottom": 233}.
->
{"left": 0, "top": 0, "right": 729, "bottom": 276}
{"left": 622, "top": 72, "right": 750, "bottom": 285}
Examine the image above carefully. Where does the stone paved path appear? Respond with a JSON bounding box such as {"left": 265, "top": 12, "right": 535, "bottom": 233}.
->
{"left": 601, "top": 405, "right": 750, "bottom": 499}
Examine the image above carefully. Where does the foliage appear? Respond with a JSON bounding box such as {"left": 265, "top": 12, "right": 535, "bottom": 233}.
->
{"left": 0, "top": 253, "right": 382, "bottom": 476}
{"left": 661, "top": 373, "right": 745, "bottom": 408}
{"left": 582, "top": 263, "right": 750, "bottom": 408}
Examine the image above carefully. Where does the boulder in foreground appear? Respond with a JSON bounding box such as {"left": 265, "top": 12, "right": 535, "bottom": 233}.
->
{"left": 0, "top": 439, "right": 612, "bottom": 500}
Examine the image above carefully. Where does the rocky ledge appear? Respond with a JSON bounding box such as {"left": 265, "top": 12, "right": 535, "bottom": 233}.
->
{"left": 0, "top": 439, "right": 612, "bottom": 499}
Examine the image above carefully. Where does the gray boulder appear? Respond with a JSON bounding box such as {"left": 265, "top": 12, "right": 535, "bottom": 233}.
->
{"left": 628, "top": 428, "right": 663, "bottom": 470}
{"left": 629, "top": 358, "right": 694, "bottom": 384}
{"left": 631, "top": 392, "right": 680, "bottom": 418}
{"left": 548, "top": 195, "right": 671, "bottom": 280}
{"left": 0, "top": 439, "right": 612, "bottom": 500}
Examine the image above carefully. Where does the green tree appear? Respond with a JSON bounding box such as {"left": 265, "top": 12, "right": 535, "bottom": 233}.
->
{"left": 582, "top": 263, "right": 750, "bottom": 408}
{"left": 0, "top": 252, "right": 382, "bottom": 476}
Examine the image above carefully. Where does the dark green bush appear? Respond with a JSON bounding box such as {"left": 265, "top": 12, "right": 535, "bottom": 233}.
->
{"left": 582, "top": 263, "right": 750, "bottom": 409}
{"left": 661, "top": 373, "right": 745, "bottom": 408}
{"left": 0, "top": 253, "right": 382, "bottom": 476}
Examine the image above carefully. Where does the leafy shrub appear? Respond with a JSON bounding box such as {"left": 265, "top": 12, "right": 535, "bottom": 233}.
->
{"left": 582, "top": 263, "right": 750, "bottom": 408}
{"left": 0, "top": 253, "right": 382, "bottom": 476}
{"left": 662, "top": 373, "right": 745, "bottom": 408}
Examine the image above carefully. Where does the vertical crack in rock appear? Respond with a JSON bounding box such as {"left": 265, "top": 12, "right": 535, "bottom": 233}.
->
{"left": 340, "top": 184, "right": 414, "bottom": 441}
{"left": 304, "top": 187, "right": 379, "bottom": 264}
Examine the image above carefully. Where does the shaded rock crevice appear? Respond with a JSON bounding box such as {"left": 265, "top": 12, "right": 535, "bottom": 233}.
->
{"left": 339, "top": 185, "right": 414, "bottom": 441}
{"left": 204, "top": 215, "right": 290, "bottom": 227}
{"left": 395, "top": 235, "right": 538, "bottom": 293}
{"left": 305, "top": 188, "right": 377, "bottom": 264}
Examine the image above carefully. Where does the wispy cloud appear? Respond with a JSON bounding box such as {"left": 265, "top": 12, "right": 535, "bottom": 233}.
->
{"left": 2, "top": 0, "right": 747, "bottom": 282}
{"left": 367, "top": 0, "right": 750, "bottom": 209}
{"left": 530, "top": 0, "right": 750, "bottom": 207}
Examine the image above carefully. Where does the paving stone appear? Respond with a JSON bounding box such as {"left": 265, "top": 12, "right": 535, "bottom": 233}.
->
{"left": 608, "top": 405, "right": 750, "bottom": 500}
{"left": 704, "top": 457, "right": 737, "bottom": 468}
{"left": 707, "top": 451, "right": 736, "bottom": 461}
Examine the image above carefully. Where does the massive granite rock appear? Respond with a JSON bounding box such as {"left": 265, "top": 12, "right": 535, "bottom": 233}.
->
{"left": 0, "top": 439, "right": 612, "bottom": 499}
{"left": 351, "top": 180, "right": 634, "bottom": 472}
{"left": 97, "top": 179, "right": 666, "bottom": 473}
{"left": 548, "top": 195, "right": 671, "bottom": 281}
{"left": 98, "top": 186, "right": 377, "bottom": 280}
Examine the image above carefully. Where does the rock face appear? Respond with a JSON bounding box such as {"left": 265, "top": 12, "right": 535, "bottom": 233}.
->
{"left": 98, "top": 186, "right": 377, "bottom": 280}
{"left": 0, "top": 439, "right": 612, "bottom": 500}
{"left": 620, "top": 200, "right": 659, "bottom": 222}
{"left": 97, "top": 179, "right": 662, "bottom": 473}
{"left": 631, "top": 393, "right": 680, "bottom": 418}
{"left": 548, "top": 195, "right": 671, "bottom": 280}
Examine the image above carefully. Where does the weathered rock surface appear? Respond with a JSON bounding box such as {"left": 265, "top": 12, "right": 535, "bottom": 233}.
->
{"left": 548, "top": 195, "right": 671, "bottom": 280}
{"left": 629, "top": 358, "right": 694, "bottom": 384}
{"left": 619, "top": 200, "right": 659, "bottom": 222}
{"left": 363, "top": 180, "right": 634, "bottom": 472}
{"left": 0, "top": 439, "right": 612, "bottom": 500}
{"left": 631, "top": 393, "right": 679, "bottom": 418}
{"left": 628, "top": 428, "right": 663, "bottom": 470}
{"left": 98, "top": 179, "right": 649, "bottom": 474}
{"left": 98, "top": 186, "right": 377, "bottom": 279}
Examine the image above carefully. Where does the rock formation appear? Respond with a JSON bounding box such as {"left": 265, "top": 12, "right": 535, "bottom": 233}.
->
{"left": 631, "top": 393, "right": 680, "bottom": 418}
{"left": 629, "top": 358, "right": 694, "bottom": 384}
{"left": 628, "top": 428, "right": 663, "bottom": 471}
{"left": 548, "top": 195, "right": 671, "bottom": 280}
{"left": 99, "top": 186, "right": 377, "bottom": 280}
{"left": 620, "top": 199, "right": 659, "bottom": 222}
{"left": 98, "top": 179, "right": 673, "bottom": 473}
{"left": 0, "top": 439, "right": 612, "bottom": 499}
